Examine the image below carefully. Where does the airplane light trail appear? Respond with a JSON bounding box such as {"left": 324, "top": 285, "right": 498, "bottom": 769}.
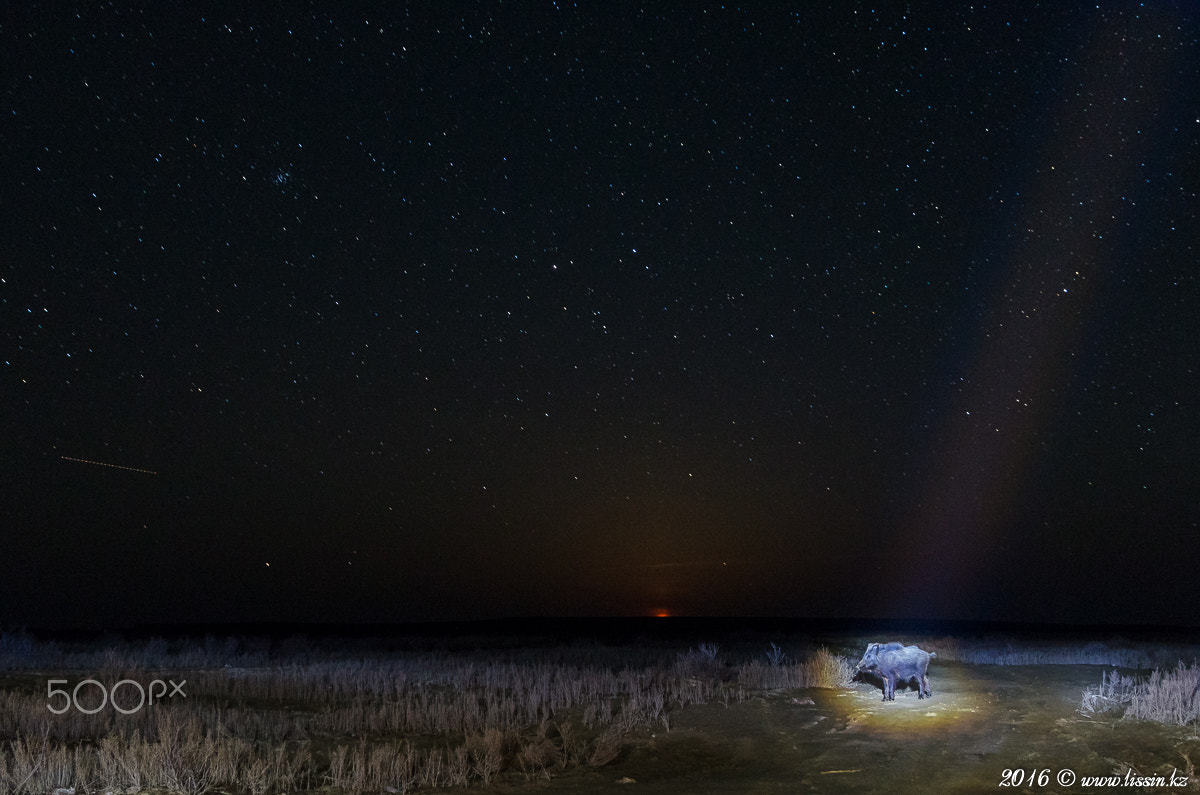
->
{"left": 60, "top": 456, "right": 158, "bottom": 475}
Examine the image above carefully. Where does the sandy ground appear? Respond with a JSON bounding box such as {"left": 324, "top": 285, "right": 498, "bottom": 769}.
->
{"left": 497, "top": 662, "right": 1200, "bottom": 794}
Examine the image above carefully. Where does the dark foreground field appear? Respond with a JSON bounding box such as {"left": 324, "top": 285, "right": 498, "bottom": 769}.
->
{"left": 1, "top": 621, "right": 1198, "bottom": 793}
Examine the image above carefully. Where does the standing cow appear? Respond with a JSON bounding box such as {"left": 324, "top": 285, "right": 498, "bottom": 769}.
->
{"left": 855, "top": 642, "right": 936, "bottom": 701}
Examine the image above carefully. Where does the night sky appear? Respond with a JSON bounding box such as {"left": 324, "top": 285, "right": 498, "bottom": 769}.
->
{"left": 4, "top": 3, "right": 1198, "bottom": 630}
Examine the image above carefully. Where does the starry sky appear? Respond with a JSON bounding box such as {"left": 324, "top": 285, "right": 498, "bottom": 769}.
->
{"left": 4, "top": 3, "right": 1198, "bottom": 630}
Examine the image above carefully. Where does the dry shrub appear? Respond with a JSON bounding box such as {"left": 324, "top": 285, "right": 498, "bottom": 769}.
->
{"left": 1081, "top": 662, "right": 1200, "bottom": 727}
{"left": 674, "top": 643, "right": 726, "bottom": 680}
{"left": 446, "top": 744, "right": 471, "bottom": 787}
{"left": 587, "top": 724, "right": 625, "bottom": 768}
{"left": 1080, "top": 669, "right": 1136, "bottom": 717}
{"left": 555, "top": 719, "right": 587, "bottom": 766}
{"left": 327, "top": 739, "right": 418, "bottom": 793}
{"left": 798, "top": 647, "right": 856, "bottom": 689}
{"left": 1124, "top": 662, "right": 1200, "bottom": 726}
{"left": 735, "top": 647, "right": 855, "bottom": 691}
{"left": 517, "top": 730, "right": 559, "bottom": 780}
{"left": 466, "top": 727, "right": 505, "bottom": 783}
{"left": 418, "top": 746, "right": 446, "bottom": 788}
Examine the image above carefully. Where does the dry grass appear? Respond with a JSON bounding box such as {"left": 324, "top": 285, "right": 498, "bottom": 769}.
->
{"left": 738, "top": 647, "right": 856, "bottom": 691}
{"left": 0, "top": 631, "right": 857, "bottom": 793}
{"left": 1120, "top": 662, "right": 1200, "bottom": 726}
{"left": 1081, "top": 662, "right": 1200, "bottom": 726}
{"left": 1080, "top": 669, "right": 1138, "bottom": 717}
{"left": 4, "top": 628, "right": 1197, "bottom": 792}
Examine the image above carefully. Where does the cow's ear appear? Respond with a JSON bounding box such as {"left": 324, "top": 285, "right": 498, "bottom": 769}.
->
{"left": 867, "top": 643, "right": 878, "bottom": 652}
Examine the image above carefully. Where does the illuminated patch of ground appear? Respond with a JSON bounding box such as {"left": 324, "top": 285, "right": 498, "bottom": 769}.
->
{"left": 513, "top": 662, "right": 1199, "bottom": 794}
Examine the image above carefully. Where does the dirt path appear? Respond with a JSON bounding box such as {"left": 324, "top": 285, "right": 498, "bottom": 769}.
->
{"left": 500, "top": 663, "right": 1200, "bottom": 793}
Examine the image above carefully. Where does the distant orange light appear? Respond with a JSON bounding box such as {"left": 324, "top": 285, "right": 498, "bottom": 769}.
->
{"left": 654, "top": 610, "right": 671, "bottom": 618}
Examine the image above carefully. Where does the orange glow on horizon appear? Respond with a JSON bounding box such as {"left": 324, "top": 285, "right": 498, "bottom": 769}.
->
{"left": 653, "top": 610, "right": 671, "bottom": 618}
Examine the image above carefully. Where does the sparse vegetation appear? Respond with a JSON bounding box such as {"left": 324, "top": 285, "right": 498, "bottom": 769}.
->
{"left": 930, "top": 636, "right": 1200, "bottom": 668}
{"left": 5, "top": 628, "right": 1199, "bottom": 793}
{"left": 1080, "top": 669, "right": 1138, "bottom": 716}
{"left": 738, "top": 646, "right": 855, "bottom": 691}
{"left": 0, "top": 631, "right": 856, "bottom": 794}
{"left": 1082, "top": 662, "right": 1200, "bottom": 726}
